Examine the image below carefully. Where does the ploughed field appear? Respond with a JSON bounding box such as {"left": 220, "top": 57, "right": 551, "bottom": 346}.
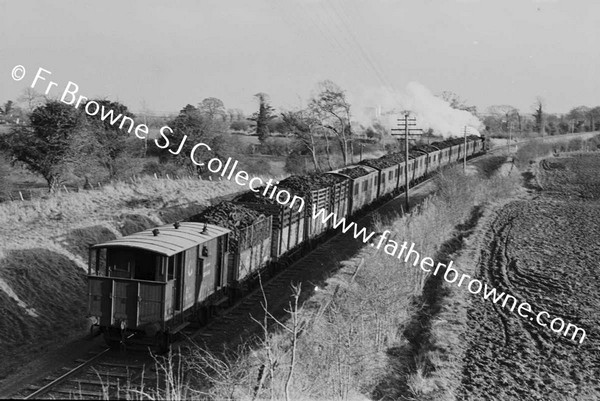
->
{"left": 458, "top": 154, "right": 600, "bottom": 400}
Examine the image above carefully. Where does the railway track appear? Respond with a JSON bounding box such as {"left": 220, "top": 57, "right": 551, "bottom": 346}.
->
{"left": 19, "top": 340, "right": 155, "bottom": 400}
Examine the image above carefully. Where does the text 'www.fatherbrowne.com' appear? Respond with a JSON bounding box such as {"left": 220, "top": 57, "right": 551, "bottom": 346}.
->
{"left": 311, "top": 205, "right": 587, "bottom": 344}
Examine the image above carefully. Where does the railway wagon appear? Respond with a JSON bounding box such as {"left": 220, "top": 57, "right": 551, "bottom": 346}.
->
{"left": 276, "top": 174, "right": 350, "bottom": 239}
{"left": 306, "top": 186, "right": 334, "bottom": 237}
{"left": 235, "top": 196, "right": 306, "bottom": 259}
{"left": 359, "top": 156, "right": 400, "bottom": 199}
{"left": 409, "top": 150, "right": 429, "bottom": 183}
{"left": 329, "top": 178, "right": 351, "bottom": 221}
{"left": 414, "top": 145, "right": 442, "bottom": 178}
{"left": 328, "top": 165, "right": 378, "bottom": 214}
{"left": 88, "top": 222, "right": 231, "bottom": 348}
{"left": 188, "top": 202, "right": 273, "bottom": 284}
{"left": 432, "top": 140, "right": 457, "bottom": 167}
{"left": 379, "top": 152, "right": 410, "bottom": 191}
{"left": 449, "top": 138, "right": 467, "bottom": 162}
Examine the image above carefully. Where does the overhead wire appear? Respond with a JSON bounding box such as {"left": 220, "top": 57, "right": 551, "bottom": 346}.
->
{"left": 328, "top": 0, "right": 394, "bottom": 90}
{"left": 313, "top": 0, "right": 377, "bottom": 80}
{"left": 330, "top": 0, "right": 402, "bottom": 101}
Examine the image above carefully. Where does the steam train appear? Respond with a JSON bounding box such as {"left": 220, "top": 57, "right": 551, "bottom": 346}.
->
{"left": 87, "top": 135, "right": 486, "bottom": 350}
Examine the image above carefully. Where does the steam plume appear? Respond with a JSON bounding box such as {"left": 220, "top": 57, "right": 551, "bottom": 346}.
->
{"left": 352, "top": 82, "right": 482, "bottom": 138}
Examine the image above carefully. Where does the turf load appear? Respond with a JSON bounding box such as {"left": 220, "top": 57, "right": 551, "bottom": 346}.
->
{"left": 278, "top": 173, "right": 346, "bottom": 195}
{"left": 432, "top": 138, "right": 464, "bottom": 149}
{"left": 379, "top": 152, "right": 407, "bottom": 165}
{"left": 188, "top": 201, "right": 271, "bottom": 251}
{"left": 338, "top": 166, "right": 371, "bottom": 179}
{"left": 413, "top": 144, "right": 440, "bottom": 153}
{"left": 233, "top": 173, "right": 345, "bottom": 204}
{"left": 360, "top": 155, "right": 402, "bottom": 169}
{"left": 234, "top": 188, "right": 276, "bottom": 204}
{"left": 189, "top": 201, "right": 261, "bottom": 228}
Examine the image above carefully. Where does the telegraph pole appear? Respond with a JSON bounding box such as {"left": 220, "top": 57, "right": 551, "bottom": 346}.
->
{"left": 463, "top": 125, "right": 468, "bottom": 171}
{"left": 509, "top": 122, "right": 513, "bottom": 153}
{"left": 392, "top": 114, "right": 422, "bottom": 212}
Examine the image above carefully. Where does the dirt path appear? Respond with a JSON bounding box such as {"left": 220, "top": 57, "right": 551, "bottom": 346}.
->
{"left": 457, "top": 154, "right": 600, "bottom": 400}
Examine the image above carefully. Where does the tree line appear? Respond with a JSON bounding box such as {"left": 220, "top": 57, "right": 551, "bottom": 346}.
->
{"left": 482, "top": 98, "right": 600, "bottom": 138}
{"left": 0, "top": 80, "right": 361, "bottom": 194}
{"left": 1, "top": 84, "right": 594, "bottom": 196}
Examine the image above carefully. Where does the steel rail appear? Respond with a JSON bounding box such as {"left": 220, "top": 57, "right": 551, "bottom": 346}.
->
{"left": 23, "top": 347, "right": 112, "bottom": 399}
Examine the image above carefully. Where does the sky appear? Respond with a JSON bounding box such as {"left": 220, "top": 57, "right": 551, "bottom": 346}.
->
{"left": 1, "top": 0, "right": 599, "bottom": 118}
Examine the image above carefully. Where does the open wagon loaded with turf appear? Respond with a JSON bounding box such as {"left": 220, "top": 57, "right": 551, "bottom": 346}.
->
{"left": 234, "top": 173, "right": 349, "bottom": 260}
{"left": 188, "top": 201, "right": 273, "bottom": 297}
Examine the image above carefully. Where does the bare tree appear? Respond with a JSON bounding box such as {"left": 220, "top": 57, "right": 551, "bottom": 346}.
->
{"left": 533, "top": 97, "right": 546, "bottom": 136}
{"left": 227, "top": 108, "right": 244, "bottom": 122}
{"left": 590, "top": 106, "right": 600, "bottom": 132}
{"left": 250, "top": 277, "right": 306, "bottom": 401}
{"left": 486, "top": 105, "right": 520, "bottom": 136}
{"left": 282, "top": 109, "right": 323, "bottom": 172}
{"left": 199, "top": 97, "right": 227, "bottom": 122}
{"left": 18, "top": 88, "right": 45, "bottom": 112}
{"left": 309, "top": 80, "right": 353, "bottom": 166}
{"left": 566, "top": 106, "right": 592, "bottom": 132}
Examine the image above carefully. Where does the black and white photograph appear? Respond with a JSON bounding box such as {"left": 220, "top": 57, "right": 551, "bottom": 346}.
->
{"left": 0, "top": 1, "right": 599, "bottom": 399}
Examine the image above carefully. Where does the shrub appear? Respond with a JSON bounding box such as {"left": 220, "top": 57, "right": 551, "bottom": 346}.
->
{"left": 514, "top": 141, "right": 554, "bottom": 168}
{"left": 230, "top": 120, "right": 250, "bottom": 132}
{"left": 0, "top": 154, "right": 11, "bottom": 202}
{"left": 257, "top": 138, "right": 290, "bottom": 156}
{"left": 142, "top": 160, "right": 186, "bottom": 178}
{"left": 567, "top": 138, "right": 583, "bottom": 151}
{"left": 243, "top": 158, "right": 272, "bottom": 175}
{"left": 284, "top": 152, "right": 310, "bottom": 175}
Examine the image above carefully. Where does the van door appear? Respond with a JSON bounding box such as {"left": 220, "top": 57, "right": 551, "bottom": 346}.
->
{"left": 168, "top": 254, "right": 183, "bottom": 312}
{"left": 195, "top": 257, "right": 204, "bottom": 302}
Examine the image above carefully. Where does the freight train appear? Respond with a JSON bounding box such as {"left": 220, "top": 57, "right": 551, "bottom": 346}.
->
{"left": 87, "top": 134, "right": 485, "bottom": 350}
